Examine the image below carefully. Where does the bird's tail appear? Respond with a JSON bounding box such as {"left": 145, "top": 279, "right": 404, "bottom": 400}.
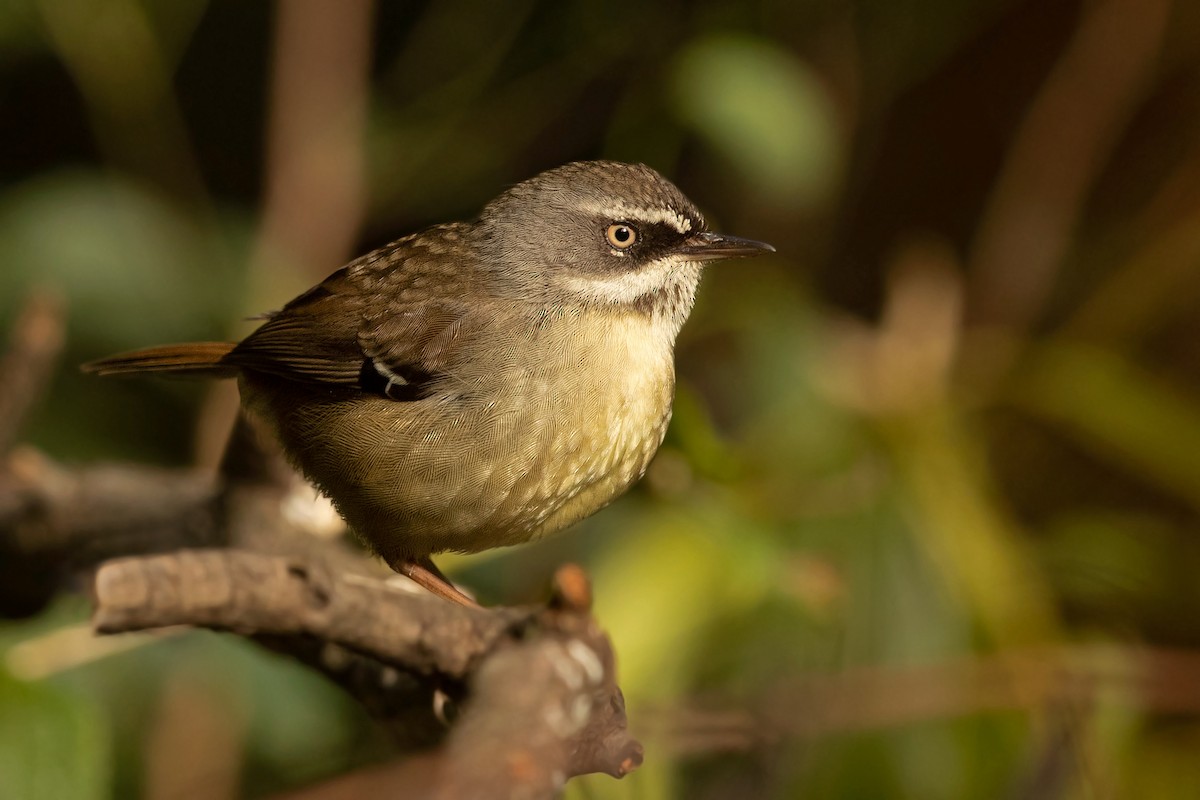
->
{"left": 82, "top": 342, "right": 239, "bottom": 378}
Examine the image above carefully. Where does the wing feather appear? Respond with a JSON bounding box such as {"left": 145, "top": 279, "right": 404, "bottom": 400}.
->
{"left": 225, "top": 228, "right": 482, "bottom": 397}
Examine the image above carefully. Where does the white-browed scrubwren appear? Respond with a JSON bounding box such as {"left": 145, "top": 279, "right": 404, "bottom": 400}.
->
{"left": 85, "top": 161, "right": 774, "bottom": 606}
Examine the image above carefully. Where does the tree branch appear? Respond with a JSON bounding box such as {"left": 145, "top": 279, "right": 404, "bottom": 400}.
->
{"left": 93, "top": 553, "right": 642, "bottom": 796}
{"left": 92, "top": 550, "right": 524, "bottom": 676}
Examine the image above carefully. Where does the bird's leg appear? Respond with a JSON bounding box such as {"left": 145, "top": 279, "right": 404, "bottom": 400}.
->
{"left": 394, "top": 556, "right": 481, "bottom": 608}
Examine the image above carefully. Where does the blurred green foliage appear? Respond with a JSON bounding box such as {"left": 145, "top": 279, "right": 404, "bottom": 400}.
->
{"left": 671, "top": 35, "right": 840, "bottom": 207}
{"left": 0, "top": 666, "right": 108, "bottom": 800}
{"left": 4, "top": 0, "right": 1200, "bottom": 797}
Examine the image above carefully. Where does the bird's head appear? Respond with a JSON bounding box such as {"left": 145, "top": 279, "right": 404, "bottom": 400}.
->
{"left": 475, "top": 161, "right": 773, "bottom": 334}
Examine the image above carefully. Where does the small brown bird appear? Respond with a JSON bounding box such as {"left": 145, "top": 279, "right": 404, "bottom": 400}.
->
{"left": 86, "top": 161, "right": 773, "bottom": 605}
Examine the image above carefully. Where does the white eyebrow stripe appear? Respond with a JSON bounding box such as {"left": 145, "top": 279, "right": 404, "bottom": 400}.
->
{"left": 576, "top": 200, "right": 694, "bottom": 234}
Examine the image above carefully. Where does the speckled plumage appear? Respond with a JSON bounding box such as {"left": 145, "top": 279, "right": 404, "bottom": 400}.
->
{"left": 85, "top": 161, "right": 772, "bottom": 597}
{"left": 241, "top": 304, "right": 676, "bottom": 562}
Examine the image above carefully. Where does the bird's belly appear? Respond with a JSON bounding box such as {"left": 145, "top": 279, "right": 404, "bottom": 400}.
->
{"left": 495, "top": 371, "right": 675, "bottom": 543}
{"left": 242, "top": 330, "right": 675, "bottom": 560}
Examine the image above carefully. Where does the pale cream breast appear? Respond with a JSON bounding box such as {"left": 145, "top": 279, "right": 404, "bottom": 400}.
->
{"left": 506, "top": 308, "right": 676, "bottom": 542}
{"left": 240, "top": 306, "right": 677, "bottom": 562}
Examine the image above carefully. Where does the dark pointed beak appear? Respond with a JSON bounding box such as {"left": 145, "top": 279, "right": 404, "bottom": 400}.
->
{"left": 680, "top": 231, "right": 776, "bottom": 262}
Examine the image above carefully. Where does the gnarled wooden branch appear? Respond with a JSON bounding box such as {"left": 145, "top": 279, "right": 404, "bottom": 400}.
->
{"left": 93, "top": 553, "right": 642, "bottom": 796}
{"left": 93, "top": 550, "right": 522, "bottom": 676}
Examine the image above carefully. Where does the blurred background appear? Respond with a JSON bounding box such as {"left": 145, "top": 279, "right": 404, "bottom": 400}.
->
{"left": 3, "top": 0, "right": 1200, "bottom": 797}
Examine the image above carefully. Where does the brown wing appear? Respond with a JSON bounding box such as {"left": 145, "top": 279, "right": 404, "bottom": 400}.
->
{"left": 226, "top": 227, "right": 482, "bottom": 398}
{"left": 225, "top": 267, "right": 367, "bottom": 385}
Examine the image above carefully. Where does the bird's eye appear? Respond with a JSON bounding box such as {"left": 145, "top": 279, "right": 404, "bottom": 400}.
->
{"left": 605, "top": 223, "right": 638, "bottom": 250}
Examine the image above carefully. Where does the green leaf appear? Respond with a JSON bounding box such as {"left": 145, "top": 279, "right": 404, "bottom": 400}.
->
{"left": 0, "top": 669, "right": 110, "bottom": 800}
{"left": 670, "top": 35, "right": 840, "bottom": 207}
{"left": 0, "top": 170, "right": 245, "bottom": 350}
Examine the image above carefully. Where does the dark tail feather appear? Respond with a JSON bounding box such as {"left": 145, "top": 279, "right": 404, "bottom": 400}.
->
{"left": 82, "top": 342, "right": 239, "bottom": 378}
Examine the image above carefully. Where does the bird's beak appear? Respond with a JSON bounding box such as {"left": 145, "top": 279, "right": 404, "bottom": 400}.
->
{"left": 680, "top": 231, "right": 776, "bottom": 262}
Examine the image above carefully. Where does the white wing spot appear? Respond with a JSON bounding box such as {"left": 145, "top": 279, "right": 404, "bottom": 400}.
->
{"left": 566, "top": 639, "right": 605, "bottom": 684}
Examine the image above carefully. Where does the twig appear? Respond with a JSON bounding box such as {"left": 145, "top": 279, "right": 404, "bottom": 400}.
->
{"left": 651, "top": 644, "right": 1200, "bottom": 757}
{"left": 0, "top": 290, "right": 65, "bottom": 455}
{"left": 92, "top": 550, "right": 523, "bottom": 676}
{"left": 255, "top": 0, "right": 373, "bottom": 285}
{"left": 2, "top": 455, "right": 224, "bottom": 563}
{"left": 966, "top": 0, "right": 1170, "bottom": 331}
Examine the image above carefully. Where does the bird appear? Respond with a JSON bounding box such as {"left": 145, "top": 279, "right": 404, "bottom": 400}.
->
{"left": 85, "top": 161, "right": 774, "bottom": 606}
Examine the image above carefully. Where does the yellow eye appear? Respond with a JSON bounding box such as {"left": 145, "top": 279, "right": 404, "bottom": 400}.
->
{"left": 605, "top": 223, "right": 638, "bottom": 249}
